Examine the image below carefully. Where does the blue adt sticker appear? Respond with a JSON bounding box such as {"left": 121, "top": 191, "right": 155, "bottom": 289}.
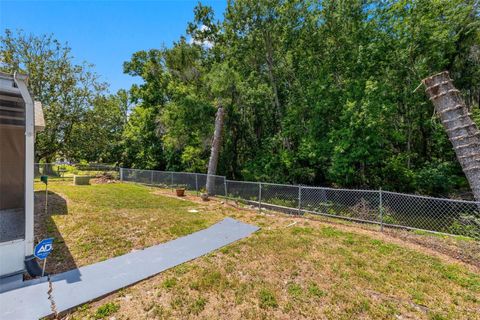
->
{"left": 34, "top": 238, "right": 54, "bottom": 260}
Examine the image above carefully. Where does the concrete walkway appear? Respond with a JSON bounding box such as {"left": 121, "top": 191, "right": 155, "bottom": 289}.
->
{"left": 0, "top": 218, "right": 259, "bottom": 319}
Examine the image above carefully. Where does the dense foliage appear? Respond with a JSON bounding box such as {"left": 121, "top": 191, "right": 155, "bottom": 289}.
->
{"left": 122, "top": 0, "right": 480, "bottom": 196}
{"left": 0, "top": 30, "right": 127, "bottom": 164}
{"left": 1, "top": 0, "right": 479, "bottom": 197}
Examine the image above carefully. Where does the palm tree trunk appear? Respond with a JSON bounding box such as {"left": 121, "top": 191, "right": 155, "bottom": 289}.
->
{"left": 206, "top": 107, "right": 225, "bottom": 196}
{"left": 423, "top": 71, "right": 480, "bottom": 201}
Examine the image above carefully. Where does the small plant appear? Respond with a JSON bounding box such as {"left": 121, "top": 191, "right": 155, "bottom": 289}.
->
{"left": 152, "top": 305, "right": 171, "bottom": 318}
{"left": 287, "top": 283, "right": 303, "bottom": 299}
{"left": 162, "top": 277, "right": 177, "bottom": 289}
{"left": 94, "top": 302, "right": 119, "bottom": 319}
{"left": 259, "top": 288, "right": 278, "bottom": 309}
{"left": 307, "top": 283, "right": 326, "bottom": 298}
{"left": 170, "top": 296, "right": 187, "bottom": 309}
{"left": 189, "top": 297, "right": 207, "bottom": 315}
{"left": 266, "top": 197, "right": 296, "bottom": 208}
{"left": 190, "top": 270, "right": 226, "bottom": 291}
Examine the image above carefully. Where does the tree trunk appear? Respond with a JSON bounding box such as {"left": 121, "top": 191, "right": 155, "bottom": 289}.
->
{"left": 263, "top": 32, "right": 281, "bottom": 125}
{"left": 44, "top": 157, "right": 56, "bottom": 176}
{"left": 422, "top": 71, "right": 480, "bottom": 201}
{"left": 206, "top": 107, "right": 225, "bottom": 196}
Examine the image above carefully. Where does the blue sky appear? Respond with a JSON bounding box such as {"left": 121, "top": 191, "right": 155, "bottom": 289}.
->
{"left": 0, "top": 0, "right": 227, "bottom": 93}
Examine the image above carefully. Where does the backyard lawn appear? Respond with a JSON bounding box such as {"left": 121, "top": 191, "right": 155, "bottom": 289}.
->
{"left": 34, "top": 181, "right": 479, "bottom": 319}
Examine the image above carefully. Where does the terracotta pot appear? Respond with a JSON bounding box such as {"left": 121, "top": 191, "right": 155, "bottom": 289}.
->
{"left": 176, "top": 188, "right": 185, "bottom": 197}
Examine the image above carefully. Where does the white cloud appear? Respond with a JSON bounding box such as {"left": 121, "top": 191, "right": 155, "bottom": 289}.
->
{"left": 188, "top": 25, "right": 214, "bottom": 49}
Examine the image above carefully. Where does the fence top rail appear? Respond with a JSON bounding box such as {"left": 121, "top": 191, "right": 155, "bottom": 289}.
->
{"left": 260, "top": 182, "right": 302, "bottom": 188}
{"left": 226, "top": 180, "right": 301, "bottom": 188}
{"left": 300, "top": 185, "right": 380, "bottom": 193}
{"left": 196, "top": 173, "right": 226, "bottom": 178}
{"left": 124, "top": 168, "right": 194, "bottom": 175}
{"left": 121, "top": 167, "right": 479, "bottom": 205}
{"left": 227, "top": 180, "right": 379, "bottom": 193}
{"left": 170, "top": 171, "right": 197, "bottom": 176}
{"left": 382, "top": 190, "right": 480, "bottom": 205}
{"left": 226, "top": 179, "right": 259, "bottom": 185}
{"left": 124, "top": 168, "right": 226, "bottom": 179}
{"left": 36, "top": 163, "right": 118, "bottom": 167}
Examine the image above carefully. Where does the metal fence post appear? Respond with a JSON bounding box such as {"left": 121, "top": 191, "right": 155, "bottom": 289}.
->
{"left": 171, "top": 172, "right": 174, "bottom": 191}
{"left": 224, "top": 178, "right": 228, "bottom": 202}
{"left": 150, "top": 170, "right": 154, "bottom": 185}
{"left": 119, "top": 167, "right": 123, "bottom": 182}
{"left": 195, "top": 173, "right": 199, "bottom": 196}
{"left": 258, "top": 182, "right": 262, "bottom": 212}
{"left": 379, "top": 187, "right": 384, "bottom": 232}
{"left": 298, "top": 185, "right": 302, "bottom": 215}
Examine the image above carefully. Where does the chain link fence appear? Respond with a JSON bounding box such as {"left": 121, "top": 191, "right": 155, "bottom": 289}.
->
{"left": 121, "top": 169, "right": 227, "bottom": 196}
{"left": 113, "top": 168, "right": 479, "bottom": 239}
{"left": 34, "top": 163, "right": 119, "bottom": 179}
{"left": 120, "top": 168, "right": 480, "bottom": 239}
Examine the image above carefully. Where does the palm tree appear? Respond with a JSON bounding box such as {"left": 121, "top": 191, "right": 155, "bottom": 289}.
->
{"left": 423, "top": 71, "right": 480, "bottom": 201}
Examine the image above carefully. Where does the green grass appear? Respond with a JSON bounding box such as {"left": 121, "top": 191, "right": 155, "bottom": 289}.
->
{"left": 35, "top": 181, "right": 480, "bottom": 320}
{"left": 94, "top": 302, "right": 120, "bottom": 319}
{"left": 412, "top": 229, "right": 476, "bottom": 241}
{"left": 35, "top": 181, "right": 223, "bottom": 268}
{"left": 258, "top": 288, "right": 278, "bottom": 309}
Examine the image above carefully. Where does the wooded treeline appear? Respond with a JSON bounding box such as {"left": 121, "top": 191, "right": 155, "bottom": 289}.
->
{"left": 1, "top": 0, "right": 479, "bottom": 197}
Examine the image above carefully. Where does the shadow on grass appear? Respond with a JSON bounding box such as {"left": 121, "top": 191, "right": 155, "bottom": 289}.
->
{"left": 34, "top": 190, "right": 81, "bottom": 283}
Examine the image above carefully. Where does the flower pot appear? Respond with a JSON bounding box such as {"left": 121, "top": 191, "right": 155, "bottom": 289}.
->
{"left": 176, "top": 188, "right": 185, "bottom": 197}
{"left": 200, "top": 193, "right": 209, "bottom": 201}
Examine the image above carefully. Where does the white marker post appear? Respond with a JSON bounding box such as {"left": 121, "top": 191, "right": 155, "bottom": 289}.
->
{"left": 42, "top": 258, "right": 47, "bottom": 277}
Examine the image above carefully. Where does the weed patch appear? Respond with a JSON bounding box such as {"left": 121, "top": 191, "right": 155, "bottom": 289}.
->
{"left": 94, "top": 302, "right": 119, "bottom": 319}
{"left": 259, "top": 288, "right": 278, "bottom": 309}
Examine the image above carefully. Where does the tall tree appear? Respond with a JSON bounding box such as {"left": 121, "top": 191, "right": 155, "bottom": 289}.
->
{"left": 423, "top": 71, "right": 480, "bottom": 201}
{"left": 122, "top": 0, "right": 480, "bottom": 197}
{"left": 206, "top": 107, "right": 225, "bottom": 195}
{"left": 121, "top": 49, "right": 168, "bottom": 169}
{"left": 68, "top": 90, "right": 130, "bottom": 163}
{"left": 0, "top": 29, "right": 107, "bottom": 162}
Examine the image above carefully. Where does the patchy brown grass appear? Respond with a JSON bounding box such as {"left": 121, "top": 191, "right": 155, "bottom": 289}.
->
{"left": 34, "top": 181, "right": 224, "bottom": 274}
{"left": 34, "top": 182, "right": 480, "bottom": 320}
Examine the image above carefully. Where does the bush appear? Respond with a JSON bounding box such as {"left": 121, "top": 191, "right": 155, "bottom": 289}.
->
{"left": 413, "top": 161, "right": 459, "bottom": 196}
{"left": 448, "top": 214, "right": 480, "bottom": 239}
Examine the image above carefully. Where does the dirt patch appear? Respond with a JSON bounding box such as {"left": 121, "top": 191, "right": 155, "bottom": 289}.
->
{"left": 91, "top": 173, "right": 117, "bottom": 184}
{"left": 385, "top": 229, "right": 480, "bottom": 269}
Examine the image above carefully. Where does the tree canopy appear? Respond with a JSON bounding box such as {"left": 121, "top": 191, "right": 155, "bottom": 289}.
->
{"left": 1, "top": 0, "right": 479, "bottom": 197}
{"left": 0, "top": 29, "right": 127, "bottom": 164}
{"left": 120, "top": 0, "right": 480, "bottom": 196}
